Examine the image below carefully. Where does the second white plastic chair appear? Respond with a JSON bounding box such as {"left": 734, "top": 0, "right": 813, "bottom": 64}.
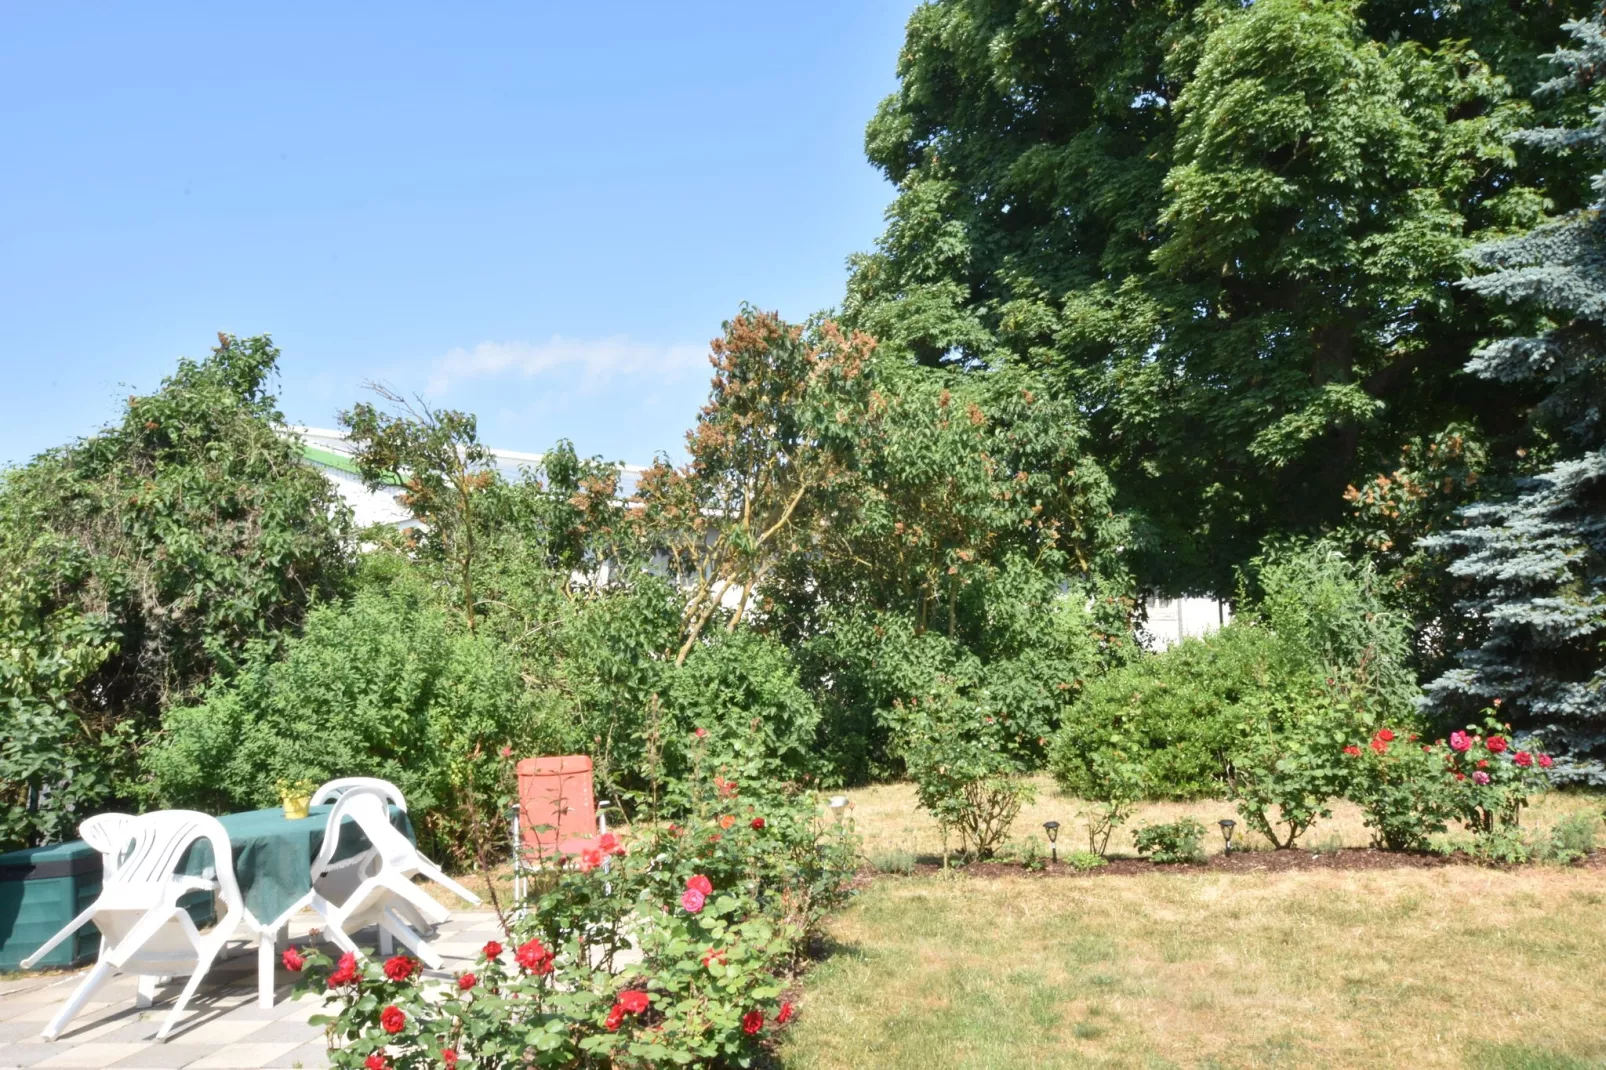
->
{"left": 307, "top": 789, "right": 479, "bottom": 969}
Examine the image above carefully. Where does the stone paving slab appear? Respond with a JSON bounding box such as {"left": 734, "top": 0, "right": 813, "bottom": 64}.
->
{"left": 0, "top": 910, "right": 505, "bottom": 1070}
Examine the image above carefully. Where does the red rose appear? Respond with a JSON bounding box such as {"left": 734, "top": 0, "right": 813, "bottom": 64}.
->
{"left": 1377, "top": 728, "right": 1395, "bottom": 742}
{"left": 281, "top": 946, "right": 305, "bottom": 972}
{"left": 1487, "top": 735, "right": 1508, "bottom": 753}
{"left": 719, "top": 814, "right": 736, "bottom": 830}
{"left": 516, "top": 938, "right": 553, "bottom": 975}
{"left": 1455, "top": 772, "right": 1467, "bottom": 781}
{"left": 382, "top": 955, "right": 417, "bottom": 982}
{"left": 694, "top": 727, "right": 708, "bottom": 739}
{"left": 1370, "top": 736, "right": 1388, "bottom": 755}
{"left": 499, "top": 745, "right": 513, "bottom": 759}
{"left": 777, "top": 1001, "right": 795, "bottom": 1024}
{"left": 742, "top": 1010, "right": 764, "bottom": 1035}
{"left": 328, "top": 951, "right": 359, "bottom": 987}
{"left": 597, "top": 831, "right": 626, "bottom": 856}
{"left": 380, "top": 1005, "right": 406, "bottom": 1034}
{"left": 457, "top": 972, "right": 477, "bottom": 991}
{"left": 1343, "top": 745, "right": 1362, "bottom": 757}
{"left": 442, "top": 1050, "right": 459, "bottom": 1069}
{"left": 618, "top": 989, "right": 650, "bottom": 1014}
{"left": 365, "top": 1054, "right": 391, "bottom": 1070}
{"left": 577, "top": 846, "right": 606, "bottom": 873}
{"left": 1477, "top": 759, "right": 1489, "bottom": 769}
{"left": 701, "top": 947, "right": 727, "bottom": 967}
{"left": 686, "top": 874, "right": 713, "bottom": 896}
{"left": 482, "top": 940, "right": 503, "bottom": 961}
{"left": 1539, "top": 754, "right": 1554, "bottom": 769}
{"left": 681, "top": 888, "right": 706, "bottom": 913}
{"left": 605, "top": 1004, "right": 625, "bottom": 1032}
{"left": 1514, "top": 751, "right": 1533, "bottom": 767}
{"left": 750, "top": 817, "right": 766, "bottom": 830}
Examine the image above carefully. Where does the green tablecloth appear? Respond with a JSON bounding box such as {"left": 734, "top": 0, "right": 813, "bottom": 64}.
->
{"left": 179, "top": 804, "right": 413, "bottom": 929}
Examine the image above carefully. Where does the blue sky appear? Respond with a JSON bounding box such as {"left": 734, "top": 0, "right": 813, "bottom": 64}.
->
{"left": 0, "top": 2, "right": 916, "bottom": 467}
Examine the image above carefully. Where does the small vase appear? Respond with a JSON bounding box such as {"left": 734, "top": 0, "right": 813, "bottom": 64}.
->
{"left": 282, "top": 794, "right": 312, "bottom": 820}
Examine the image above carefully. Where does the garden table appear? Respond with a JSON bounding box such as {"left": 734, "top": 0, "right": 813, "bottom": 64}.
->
{"left": 177, "top": 803, "right": 414, "bottom": 1007}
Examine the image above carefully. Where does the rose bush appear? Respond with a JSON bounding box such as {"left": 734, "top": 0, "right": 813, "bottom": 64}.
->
{"left": 287, "top": 766, "right": 857, "bottom": 1068}
{"left": 1339, "top": 705, "right": 1551, "bottom": 851}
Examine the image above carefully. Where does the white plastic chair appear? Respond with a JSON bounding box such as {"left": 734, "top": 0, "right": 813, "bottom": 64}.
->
{"left": 22, "top": 810, "right": 246, "bottom": 1041}
{"left": 308, "top": 789, "right": 479, "bottom": 969}
{"left": 79, "top": 813, "right": 135, "bottom": 877}
{"left": 310, "top": 777, "right": 409, "bottom": 811}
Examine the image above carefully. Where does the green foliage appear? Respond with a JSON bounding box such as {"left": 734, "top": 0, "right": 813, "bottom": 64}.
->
{"left": 1226, "top": 685, "right": 1353, "bottom": 849}
{"left": 1052, "top": 623, "right": 1286, "bottom": 799}
{"left": 891, "top": 684, "right": 1037, "bottom": 859}
{"left": 1066, "top": 849, "right": 1107, "bottom": 872}
{"left": 1341, "top": 727, "right": 1459, "bottom": 851}
{"left": 869, "top": 848, "right": 917, "bottom": 875}
{"left": 0, "top": 335, "right": 349, "bottom": 849}
{"left": 658, "top": 629, "right": 822, "bottom": 795}
{"left": 341, "top": 386, "right": 495, "bottom": 631}
{"left": 1534, "top": 810, "right": 1599, "bottom": 865}
{"left": 850, "top": 0, "right": 1590, "bottom": 596}
{"left": 144, "top": 568, "right": 564, "bottom": 862}
{"left": 1132, "top": 818, "right": 1206, "bottom": 864}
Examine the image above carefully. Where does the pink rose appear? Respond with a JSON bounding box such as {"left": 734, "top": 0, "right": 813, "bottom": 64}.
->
{"left": 1449, "top": 731, "right": 1472, "bottom": 753}
{"left": 1473, "top": 771, "right": 1491, "bottom": 785}
{"left": 681, "top": 888, "right": 706, "bottom": 913}
{"left": 1538, "top": 754, "right": 1554, "bottom": 769}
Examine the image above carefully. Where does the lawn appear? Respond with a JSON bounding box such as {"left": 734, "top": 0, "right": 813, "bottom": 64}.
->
{"left": 782, "top": 782, "right": 1606, "bottom": 1070}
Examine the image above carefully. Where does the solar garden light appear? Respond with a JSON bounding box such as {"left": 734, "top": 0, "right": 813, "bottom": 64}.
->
{"left": 828, "top": 796, "right": 849, "bottom": 823}
{"left": 1219, "top": 818, "right": 1236, "bottom": 854}
{"left": 1042, "top": 820, "right": 1060, "bottom": 863}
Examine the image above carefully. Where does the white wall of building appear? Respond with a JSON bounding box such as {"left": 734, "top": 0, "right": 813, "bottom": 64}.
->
{"left": 1138, "top": 595, "right": 1232, "bottom": 650}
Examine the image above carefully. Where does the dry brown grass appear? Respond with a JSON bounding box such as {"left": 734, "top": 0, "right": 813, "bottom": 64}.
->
{"left": 783, "top": 865, "right": 1606, "bottom": 1069}
{"left": 846, "top": 776, "right": 1606, "bottom": 861}
{"left": 780, "top": 781, "right": 1606, "bottom": 1068}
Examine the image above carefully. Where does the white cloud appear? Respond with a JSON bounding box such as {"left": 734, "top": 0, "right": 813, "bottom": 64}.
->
{"left": 428, "top": 336, "right": 707, "bottom": 395}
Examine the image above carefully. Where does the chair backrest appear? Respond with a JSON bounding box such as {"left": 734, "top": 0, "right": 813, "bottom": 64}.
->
{"left": 80, "top": 813, "right": 135, "bottom": 877}
{"left": 516, "top": 755, "right": 596, "bottom": 857}
{"left": 110, "top": 810, "right": 244, "bottom": 914}
{"left": 312, "top": 788, "right": 415, "bottom": 882}
{"left": 311, "top": 777, "right": 408, "bottom": 811}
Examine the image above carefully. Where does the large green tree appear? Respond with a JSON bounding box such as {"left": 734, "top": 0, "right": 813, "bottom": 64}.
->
{"left": 0, "top": 335, "right": 350, "bottom": 847}
{"left": 849, "top": 0, "right": 1593, "bottom": 594}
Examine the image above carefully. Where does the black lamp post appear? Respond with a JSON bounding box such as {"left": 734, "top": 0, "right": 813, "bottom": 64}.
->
{"left": 1218, "top": 818, "right": 1236, "bottom": 855}
{"left": 1043, "top": 820, "right": 1060, "bottom": 864}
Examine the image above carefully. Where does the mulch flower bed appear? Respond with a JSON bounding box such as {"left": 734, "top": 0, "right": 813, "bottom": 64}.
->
{"left": 876, "top": 847, "right": 1605, "bottom": 880}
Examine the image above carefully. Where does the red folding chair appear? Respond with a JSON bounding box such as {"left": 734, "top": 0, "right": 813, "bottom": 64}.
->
{"left": 511, "top": 756, "right": 612, "bottom": 902}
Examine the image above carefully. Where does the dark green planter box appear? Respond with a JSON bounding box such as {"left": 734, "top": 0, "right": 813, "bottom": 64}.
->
{"left": 0, "top": 840, "right": 216, "bottom": 971}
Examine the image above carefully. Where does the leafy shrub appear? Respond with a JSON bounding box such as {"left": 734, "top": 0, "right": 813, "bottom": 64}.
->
{"left": 0, "top": 336, "right": 350, "bottom": 850}
{"left": 1061, "top": 741, "right": 1147, "bottom": 856}
{"left": 1133, "top": 818, "right": 1206, "bottom": 863}
{"left": 1225, "top": 683, "right": 1352, "bottom": 849}
{"left": 289, "top": 776, "right": 857, "bottom": 1068}
{"left": 869, "top": 848, "right": 917, "bottom": 875}
{"left": 1341, "top": 724, "right": 1460, "bottom": 850}
{"left": 1534, "top": 811, "right": 1599, "bottom": 865}
{"left": 1466, "top": 825, "right": 1533, "bottom": 865}
{"left": 892, "top": 684, "right": 1037, "bottom": 860}
{"left": 145, "top": 572, "right": 565, "bottom": 862}
{"left": 1066, "top": 849, "right": 1107, "bottom": 871}
{"left": 1336, "top": 708, "right": 1554, "bottom": 855}
{"left": 1053, "top": 620, "right": 1305, "bottom": 799}
{"left": 658, "top": 629, "right": 822, "bottom": 794}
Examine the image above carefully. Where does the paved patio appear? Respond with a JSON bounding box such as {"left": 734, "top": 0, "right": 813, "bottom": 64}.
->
{"left": 0, "top": 911, "right": 505, "bottom": 1070}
